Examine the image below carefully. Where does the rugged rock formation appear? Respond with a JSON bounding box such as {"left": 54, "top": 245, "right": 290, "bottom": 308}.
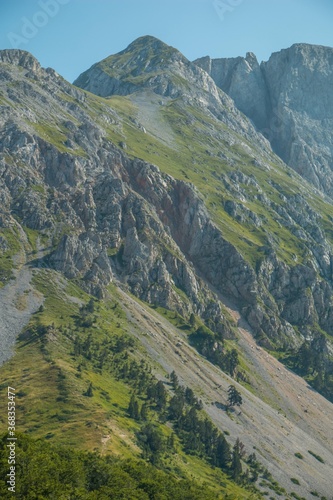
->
{"left": 73, "top": 35, "right": 271, "bottom": 153}
{"left": 1, "top": 38, "right": 333, "bottom": 361}
{"left": 195, "top": 43, "right": 333, "bottom": 198}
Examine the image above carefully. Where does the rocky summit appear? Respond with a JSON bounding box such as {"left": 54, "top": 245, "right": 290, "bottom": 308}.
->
{"left": 1, "top": 36, "right": 333, "bottom": 499}
{"left": 195, "top": 43, "right": 333, "bottom": 197}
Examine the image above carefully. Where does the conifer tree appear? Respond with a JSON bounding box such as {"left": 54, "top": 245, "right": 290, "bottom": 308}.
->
{"left": 128, "top": 394, "right": 140, "bottom": 419}
{"left": 170, "top": 370, "right": 179, "bottom": 391}
{"left": 140, "top": 403, "right": 148, "bottom": 421}
{"left": 215, "top": 434, "right": 231, "bottom": 469}
{"left": 85, "top": 382, "right": 93, "bottom": 397}
{"left": 227, "top": 385, "right": 243, "bottom": 408}
{"left": 155, "top": 380, "right": 167, "bottom": 410}
{"left": 231, "top": 442, "right": 242, "bottom": 483}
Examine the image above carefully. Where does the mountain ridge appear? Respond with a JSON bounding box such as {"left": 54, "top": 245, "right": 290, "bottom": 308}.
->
{"left": 1, "top": 38, "right": 333, "bottom": 498}
{"left": 195, "top": 42, "right": 333, "bottom": 198}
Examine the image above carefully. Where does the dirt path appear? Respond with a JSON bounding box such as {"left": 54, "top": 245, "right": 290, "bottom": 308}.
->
{"left": 117, "top": 287, "right": 333, "bottom": 500}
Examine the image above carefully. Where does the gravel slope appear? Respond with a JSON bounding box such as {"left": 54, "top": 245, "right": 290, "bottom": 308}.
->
{"left": 0, "top": 261, "right": 42, "bottom": 366}
{"left": 117, "top": 286, "right": 333, "bottom": 500}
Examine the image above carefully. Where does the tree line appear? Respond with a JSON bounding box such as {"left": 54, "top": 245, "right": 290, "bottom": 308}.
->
{"left": 0, "top": 433, "right": 219, "bottom": 499}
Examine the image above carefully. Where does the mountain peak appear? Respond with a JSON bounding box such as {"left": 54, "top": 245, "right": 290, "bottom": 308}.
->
{"left": 73, "top": 36, "right": 199, "bottom": 98}
{"left": 100, "top": 35, "right": 183, "bottom": 74}
{"left": 0, "top": 49, "right": 41, "bottom": 72}
{"left": 123, "top": 35, "right": 172, "bottom": 53}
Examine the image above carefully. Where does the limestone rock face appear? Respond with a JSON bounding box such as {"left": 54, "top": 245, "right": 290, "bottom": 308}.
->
{"left": 195, "top": 52, "right": 268, "bottom": 130}
{"left": 262, "top": 44, "right": 333, "bottom": 196}
{"left": 0, "top": 49, "right": 42, "bottom": 73}
{"left": 1, "top": 40, "right": 333, "bottom": 352}
{"left": 195, "top": 44, "right": 333, "bottom": 198}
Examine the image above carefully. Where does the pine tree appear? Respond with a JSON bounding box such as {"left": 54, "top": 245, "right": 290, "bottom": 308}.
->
{"left": 215, "top": 434, "right": 231, "bottom": 469}
{"left": 227, "top": 385, "right": 243, "bottom": 408}
{"left": 86, "top": 298, "right": 95, "bottom": 313}
{"left": 167, "top": 432, "right": 176, "bottom": 450}
{"left": 189, "top": 313, "right": 196, "bottom": 327}
{"left": 155, "top": 380, "right": 167, "bottom": 410}
{"left": 170, "top": 370, "right": 179, "bottom": 391}
{"left": 234, "top": 437, "right": 246, "bottom": 458}
{"left": 185, "top": 386, "right": 195, "bottom": 405}
{"left": 297, "top": 342, "right": 313, "bottom": 374}
{"left": 227, "top": 349, "right": 239, "bottom": 376}
{"left": 168, "top": 393, "right": 184, "bottom": 420}
{"left": 85, "top": 382, "right": 93, "bottom": 397}
{"left": 138, "top": 423, "right": 165, "bottom": 464}
{"left": 128, "top": 394, "right": 140, "bottom": 420}
{"left": 180, "top": 407, "right": 198, "bottom": 432}
{"left": 140, "top": 403, "right": 148, "bottom": 421}
{"left": 147, "top": 383, "right": 157, "bottom": 400}
{"left": 231, "top": 443, "right": 242, "bottom": 483}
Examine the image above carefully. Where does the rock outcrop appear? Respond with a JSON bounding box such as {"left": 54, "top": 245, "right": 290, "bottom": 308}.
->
{"left": 195, "top": 43, "right": 333, "bottom": 198}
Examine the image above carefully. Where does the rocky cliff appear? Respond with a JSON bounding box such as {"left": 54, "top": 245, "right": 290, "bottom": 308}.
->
{"left": 1, "top": 38, "right": 333, "bottom": 382}
{"left": 195, "top": 43, "right": 333, "bottom": 198}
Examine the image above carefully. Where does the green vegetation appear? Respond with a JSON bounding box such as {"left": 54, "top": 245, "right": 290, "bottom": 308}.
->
{"left": 100, "top": 93, "right": 333, "bottom": 268}
{"left": 3, "top": 48, "right": 333, "bottom": 498}
{"left": 227, "top": 385, "right": 243, "bottom": 408}
{"left": 28, "top": 121, "right": 86, "bottom": 157}
{"left": 95, "top": 36, "right": 182, "bottom": 88}
{"left": 290, "top": 494, "right": 307, "bottom": 500}
{"left": 0, "top": 269, "right": 260, "bottom": 498}
{"left": 0, "top": 226, "right": 22, "bottom": 286}
{"left": 0, "top": 433, "right": 220, "bottom": 500}
{"left": 276, "top": 340, "right": 333, "bottom": 402}
{"left": 307, "top": 450, "right": 325, "bottom": 463}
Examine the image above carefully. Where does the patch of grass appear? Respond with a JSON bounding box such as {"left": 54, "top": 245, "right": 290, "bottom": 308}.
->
{"left": 0, "top": 226, "right": 22, "bottom": 286}
{"left": 23, "top": 226, "right": 40, "bottom": 253}
{"left": 290, "top": 494, "right": 307, "bottom": 500}
{"left": 28, "top": 121, "right": 86, "bottom": 156}
{"left": 31, "top": 269, "right": 78, "bottom": 328}
{"left": 150, "top": 304, "right": 189, "bottom": 329}
{"left": 30, "top": 184, "right": 45, "bottom": 194}
{"left": 107, "top": 246, "right": 119, "bottom": 256}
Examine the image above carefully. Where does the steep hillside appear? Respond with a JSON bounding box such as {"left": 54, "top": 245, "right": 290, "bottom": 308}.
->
{"left": 74, "top": 36, "right": 333, "bottom": 390}
{"left": 0, "top": 38, "right": 333, "bottom": 498}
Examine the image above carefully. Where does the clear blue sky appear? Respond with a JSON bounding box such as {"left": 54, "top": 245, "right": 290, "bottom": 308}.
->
{"left": 1, "top": 0, "right": 333, "bottom": 83}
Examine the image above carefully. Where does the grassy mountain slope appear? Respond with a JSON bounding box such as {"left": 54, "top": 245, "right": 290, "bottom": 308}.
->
{"left": 0, "top": 259, "right": 260, "bottom": 499}
{"left": 1, "top": 42, "right": 333, "bottom": 499}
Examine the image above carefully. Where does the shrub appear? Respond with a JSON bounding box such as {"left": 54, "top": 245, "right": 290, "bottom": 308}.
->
{"left": 308, "top": 450, "right": 324, "bottom": 463}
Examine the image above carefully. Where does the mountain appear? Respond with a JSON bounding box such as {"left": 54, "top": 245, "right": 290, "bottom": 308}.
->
{"left": 195, "top": 43, "right": 333, "bottom": 198}
{"left": 0, "top": 37, "right": 333, "bottom": 498}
